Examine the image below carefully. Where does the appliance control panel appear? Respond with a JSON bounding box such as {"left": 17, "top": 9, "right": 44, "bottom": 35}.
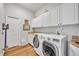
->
{"left": 52, "top": 38, "right": 59, "bottom": 42}
{"left": 40, "top": 35, "right": 45, "bottom": 39}
{"left": 48, "top": 37, "right": 50, "bottom": 40}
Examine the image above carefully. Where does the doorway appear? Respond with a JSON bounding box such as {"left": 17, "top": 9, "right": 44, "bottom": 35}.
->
{"left": 6, "top": 16, "right": 21, "bottom": 48}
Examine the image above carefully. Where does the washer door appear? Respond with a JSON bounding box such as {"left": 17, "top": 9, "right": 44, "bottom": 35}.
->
{"left": 42, "top": 41, "right": 59, "bottom": 56}
{"left": 33, "top": 35, "right": 39, "bottom": 48}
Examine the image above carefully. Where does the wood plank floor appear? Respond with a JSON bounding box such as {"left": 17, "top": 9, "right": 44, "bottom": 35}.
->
{"left": 4, "top": 44, "right": 39, "bottom": 56}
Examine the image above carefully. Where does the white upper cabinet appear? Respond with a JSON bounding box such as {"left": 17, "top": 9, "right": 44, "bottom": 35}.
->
{"left": 49, "top": 7, "right": 59, "bottom": 26}
{"left": 31, "top": 12, "right": 50, "bottom": 28}
{"left": 31, "top": 14, "right": 42, "bottom": 28}
{"left": 31, "top": 3, "right": 79, "bottom": 28}
{"left": 59, "top": 3, "right": 78, "bottom": 25}
{"left": 42, "top": 12, "right": 50, "bottom": 27}
{"left": 31, "top": 19, "right": 36, "bottom": 27}
{"left": 31, "top": 9, "right": 58, "bottom": 28}
{"left": 74, "top": 3, "right": 78, "bottom": 24}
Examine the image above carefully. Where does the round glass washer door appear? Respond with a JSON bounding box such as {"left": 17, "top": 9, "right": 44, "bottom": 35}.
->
{"left": 42, "top": 41, "right": 59, "bottom": 56}
{"left": 33, "top": 35, "right": 39, "bottom": 48}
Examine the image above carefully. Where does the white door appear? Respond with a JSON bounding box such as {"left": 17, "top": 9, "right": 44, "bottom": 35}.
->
{"left": 6, "top": 17, "right": 20, "bottom": 48}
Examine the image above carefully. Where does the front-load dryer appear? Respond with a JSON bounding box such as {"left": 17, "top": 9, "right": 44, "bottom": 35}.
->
{"left": 42, "top": 34, "right": 68, "bottom": 56}
{"left": 28, "top": 33, "right": 38, "bottom": 46}
{"left": 32, "top": 33, "right": 44, "bottom": 56}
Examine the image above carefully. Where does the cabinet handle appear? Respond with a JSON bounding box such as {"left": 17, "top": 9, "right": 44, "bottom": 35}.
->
{"left": 58, "top": 23, "right": 62, "bottom": 26}
{"left": 58, "top": 24, "right": 59, "bottom": 26}
{"left": 59, "top": 23, "right": 62, "bottom": 26}
{"left": 60, "top": 23, "right": 62, "bottom": 25}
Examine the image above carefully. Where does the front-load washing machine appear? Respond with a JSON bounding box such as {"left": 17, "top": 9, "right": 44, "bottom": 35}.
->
{"left": 42, "top": 34, "right": 68, "bottom": 56}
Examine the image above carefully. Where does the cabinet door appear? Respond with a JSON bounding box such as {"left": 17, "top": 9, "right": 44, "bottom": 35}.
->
{"left": 42, "top": 7, "right": 58, "bottom": 27}
{"left": 50, "top": 7, "right": 58, "bottom": 26}
{"left": 60, "top": 4, "right": 75, "bottom": 25}
{"left": 35, "top": 15, "right": 42, "bottom": 27}
{"left": 42, "top": 12, "right": 50, "bottom": 27}
{"left": 31, "top": 19, "right": 36, "bottom": 28}
{"left": 31, "top": 15, "right": 42, "bottom": 28}
{"left": 74, "top": 3, "right": 78, "bottom": 24}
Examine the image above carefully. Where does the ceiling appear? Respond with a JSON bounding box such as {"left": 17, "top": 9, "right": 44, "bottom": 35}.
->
{"left": 5, "top": 3, "right": 61, "bottom": 13}
{"left": 18, "top": 3, "right": 49, "bottom": 12}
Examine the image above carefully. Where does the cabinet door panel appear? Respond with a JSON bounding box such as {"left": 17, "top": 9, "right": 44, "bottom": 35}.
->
{"left": 50, "top": 7, "right": 58, "bottom": 26}
{"left": 31, "top": 15, "right": 42, "bottom": 28}
{"left": 61, "top": 4, "right": 75, "bottom": 25}
{"left": 42, "top": 12, "right": 50, "bottom": 27}
{"left": 74, "top": 3, "right": 78, "bottom": 24}
{"left": 36, "top": 15, "right": 42, "bottom": 27}
{"left": 31, "top": 19, "right": 36, "bottom": 27}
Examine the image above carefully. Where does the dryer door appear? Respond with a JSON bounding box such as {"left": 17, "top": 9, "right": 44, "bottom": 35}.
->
{"left": 33, "top": 35, "right": 39, "bottom": 48}
{"left": 42, "top": 41, "right": 59, "bottom": 56}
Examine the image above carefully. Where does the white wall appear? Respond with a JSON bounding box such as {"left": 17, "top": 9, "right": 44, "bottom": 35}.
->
{"left": 34, "top": 25, "right": 79, "bottom": 41}
{"left": 4, "top": 3, "right": 34, "bottom": 45}
{"left": 33, "top": 4, "right": 79, "bottom": 41}
{"left": 0, "top": 3, "right": 5, "bottom": 53}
